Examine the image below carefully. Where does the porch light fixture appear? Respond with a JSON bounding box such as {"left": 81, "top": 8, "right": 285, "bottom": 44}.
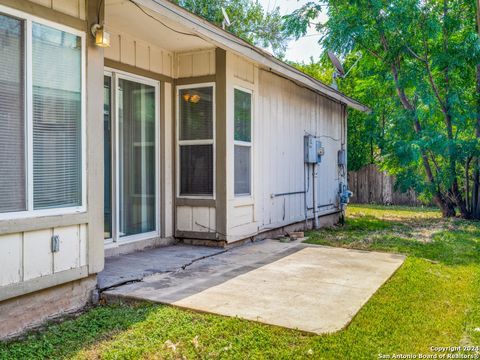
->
{"left": 91, "top": 24, "right": 111, "bottom": 48}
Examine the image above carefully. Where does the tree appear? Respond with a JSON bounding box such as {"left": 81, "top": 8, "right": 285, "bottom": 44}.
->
{"left": 286, "top": 0, "right": 480, "bottom": 218}
{"left": 173, "top": 0, "right": 290, "bottom": 57}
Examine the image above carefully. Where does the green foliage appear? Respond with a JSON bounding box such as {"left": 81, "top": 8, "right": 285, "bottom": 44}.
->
{"left": 172, "top": 0, "right": 290, "bottom": 57}
{"left": 285, "top": 0, "right": 480, "bottom": 215}
{"left": 2, "top": 206, "right": 480, "bottom": 359}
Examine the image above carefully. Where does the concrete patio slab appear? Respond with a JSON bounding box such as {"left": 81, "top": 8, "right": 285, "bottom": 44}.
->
{"left": 98, "top": 244, "right": 225, "bottom": 290}
{"left": 102, "top": 241, "right": 405, "bottom": 334}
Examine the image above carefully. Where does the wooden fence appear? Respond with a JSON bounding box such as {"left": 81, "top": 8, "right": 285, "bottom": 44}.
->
{"left": 348, "top": 164, "right": 422, "bottom": 206}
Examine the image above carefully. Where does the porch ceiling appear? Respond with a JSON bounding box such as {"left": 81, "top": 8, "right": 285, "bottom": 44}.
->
{"left": 105, "top": 0, "right": 214, "bottom": 53}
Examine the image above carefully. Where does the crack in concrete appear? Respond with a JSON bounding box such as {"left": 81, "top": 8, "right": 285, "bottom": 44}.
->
{"left": 99, "top": 249, "right": 229, "bottom": 293}
{"left": 180, "top": 249, "right": 229, "bottom": 270}
{"left": 99, "top": 278, "right": 144, "bottom": 292}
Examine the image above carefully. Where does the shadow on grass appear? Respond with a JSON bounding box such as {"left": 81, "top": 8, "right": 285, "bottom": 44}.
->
{"left": 306, "top": 215, "right": 480, "bottom": 266}
{"left": 0, "top": 303, "right": 157, "bottom": 360}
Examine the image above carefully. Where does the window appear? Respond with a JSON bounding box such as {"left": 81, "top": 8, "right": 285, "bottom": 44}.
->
{"left": 0, "top": 13, "right": 25, "bottom": 213}
{"left": 178, "top": 85, "right": 214, "bottom": 197}
{"left": 234, "top": 88, "right": 252, "bottom": 196}
{"left": 0, "top": 8, "right": 85, "bottom": 217}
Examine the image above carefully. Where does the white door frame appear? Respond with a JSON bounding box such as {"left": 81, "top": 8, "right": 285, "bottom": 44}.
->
{"left": 104, "top": 68, "right": 161, "bottom": 246}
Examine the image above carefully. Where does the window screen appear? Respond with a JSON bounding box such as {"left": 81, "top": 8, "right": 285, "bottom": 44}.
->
{"left": 178, "top": 85, "right": 214, "bottom": 197}
{"left": 234, "top": 89, "right": 251, "bottom": 142}
{"left": 180, "top": 145, "right": 213, "bottom": 196}
{"left": 32, "top": 23, "right": 82, "bottom": 209}
{"left": 0, "top": 14, "right": 26, "bottom": 213}
{"left": 179, "top": 87, "right": 213, "bottom": 140}
{"left": 234, "top": 145, "right": 251, "bottom": 195}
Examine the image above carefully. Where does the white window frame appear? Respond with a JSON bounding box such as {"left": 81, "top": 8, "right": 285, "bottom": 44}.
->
{"left": 176, "top": 82, "right": 216, "bottom": 199}
{"left": 0, "top": 5, "right": 87, "bottom": 221}
{"left": 233, "top": 86, "right": 253, "bottom": 198}
{"left": 104, "top": 68, "right": 161, "bottom": 245}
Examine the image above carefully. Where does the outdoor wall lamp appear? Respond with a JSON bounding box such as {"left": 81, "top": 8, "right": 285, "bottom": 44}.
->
{"left": 91, "top": 24, "right": 111, "bottom": 48}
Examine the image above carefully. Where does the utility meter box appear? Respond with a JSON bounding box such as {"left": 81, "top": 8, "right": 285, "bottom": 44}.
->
{"left": 304, "top": 135, "right": 324, "bottom": 163}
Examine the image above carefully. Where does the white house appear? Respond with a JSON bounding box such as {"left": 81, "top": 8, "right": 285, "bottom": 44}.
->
{"left": 0, "top": 0, "right": 368, "bottom": 338}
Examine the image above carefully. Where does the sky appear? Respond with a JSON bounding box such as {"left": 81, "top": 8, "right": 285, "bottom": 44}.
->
{"left": 257, "top": 0, "right": 328, "bottom": 63}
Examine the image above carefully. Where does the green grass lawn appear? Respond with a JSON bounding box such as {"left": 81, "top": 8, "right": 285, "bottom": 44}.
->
{"left": 2, "top": 205, "right": 480, "bottom": 360}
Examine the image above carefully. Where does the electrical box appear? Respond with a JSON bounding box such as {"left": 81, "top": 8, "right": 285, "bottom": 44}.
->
{"left": 338, "top": 149, "right": 346, "bottom": 166}
{"left": 51, "top": 235, "right": 60, "bottom": 253}
{"left": 304, "top": 135, "right": 324, "bottom": 164}
{"left": 304, "top": 135, "right": 316, "bottom": 163}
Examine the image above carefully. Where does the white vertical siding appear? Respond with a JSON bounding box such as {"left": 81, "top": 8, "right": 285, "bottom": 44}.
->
{"left": 104, "top": 29, "right": 174, "bottom": 78}
{"left": 256, "top": 70, "right": 343, "bottom": 231}
{"left": 0, "top": 234, "right": 22, "bottom": 286}
{"left": 0, "top": 224, "right": 88, "bottom": 287}
{"left": 29, "top": 0, "right": 86, "bottom": 20}
{"left": 175, "top": 49, "right": 215, "bottom": 78}
{"left": 177, "top": 206, "right": 216, "bottom": 232}
{"left": 225, "top": 51, "right": 345, "bottom": 241}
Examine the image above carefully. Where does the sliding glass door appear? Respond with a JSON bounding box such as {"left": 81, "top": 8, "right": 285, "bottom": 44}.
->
{"left": 104, "top": 71, "right": 159, "bottom": 243}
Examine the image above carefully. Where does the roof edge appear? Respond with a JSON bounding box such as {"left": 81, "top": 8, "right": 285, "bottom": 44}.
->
{"left": 134, "top": 0, "right": 370, "bottom": 113}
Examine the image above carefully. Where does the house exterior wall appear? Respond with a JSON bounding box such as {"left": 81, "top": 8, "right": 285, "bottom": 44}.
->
{"left": 21, "top": 0, "right": 86, "bottom": 19}
{"left": 104, "top": 28, "right": 174, "bottom": 78}
{"left": 103, "top": 38, "right": 217, "bottom": 249}
{"left": 224, "top": 52, "right": 346, "bottom": 242}
{"left": 173, "top": 49, "right": 220, "bottom": 241}
{"left": 0, "top": 0, "right": 104, "bottom": 334}
{"left": 175, "top": 49, "right": 216, "bottom": 78}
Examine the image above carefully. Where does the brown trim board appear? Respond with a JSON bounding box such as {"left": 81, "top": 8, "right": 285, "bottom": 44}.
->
{"left": 215, "top": 48, "right": 227, "bottom": 240}
{"left": 175, "top": 198, "right": 216, "bottom": 207}
{"left": 105, "top": 59, "right": 174, "bottom": 83}
{"left": 175, "top": 75, "right": 216, "bottom": 86}
{"left": 0, "top": 0, "right": 87, "bottom": 31}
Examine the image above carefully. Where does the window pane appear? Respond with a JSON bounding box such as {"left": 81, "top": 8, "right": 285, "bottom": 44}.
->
{"left": 234, "top": 145, "right": 251, "bottom": 196}
{"left": 104, "top": 76, "right": 112, "bottom": 239}
{"left": 180, "top": 145, "right": 213, "bottom": 196}
{"left": 32, "top": 23, "right": 82, "bottom": 209}
{"left": 118, "top": 78, "right": 156, "bottom": 237}
{"left": 234, "top": 89, "right": 251, "bottom": 142}
{"left": 179, "top": 86, "right": 213, "bottom": 140}
{"left": 0, "top": 14, "right": 26, "bottom": 213}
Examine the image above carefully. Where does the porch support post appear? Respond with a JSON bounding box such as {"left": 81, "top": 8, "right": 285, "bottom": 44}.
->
{"left": 215, "top": 48, "right": 228, "bottom": 240}
{"left": 86, "top": 0, "right": 105, "bottom": 274}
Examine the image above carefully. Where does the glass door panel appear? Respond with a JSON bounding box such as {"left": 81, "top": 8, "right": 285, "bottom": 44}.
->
{"left": 118, "top": 78, "right": 156, "bottom": 237}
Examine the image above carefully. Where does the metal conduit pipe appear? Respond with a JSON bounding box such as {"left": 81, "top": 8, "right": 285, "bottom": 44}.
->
{"left": 307, "top": 203, "right": 335, "bottom": 211}
{"left": 304, "top": 163, "right": 308, "bottom": 231}
{"left": 312, "top": 163, "right": 319, "bottom": 229}
{"left": 270, "top": 191, "right": 306, "bottom": 198}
